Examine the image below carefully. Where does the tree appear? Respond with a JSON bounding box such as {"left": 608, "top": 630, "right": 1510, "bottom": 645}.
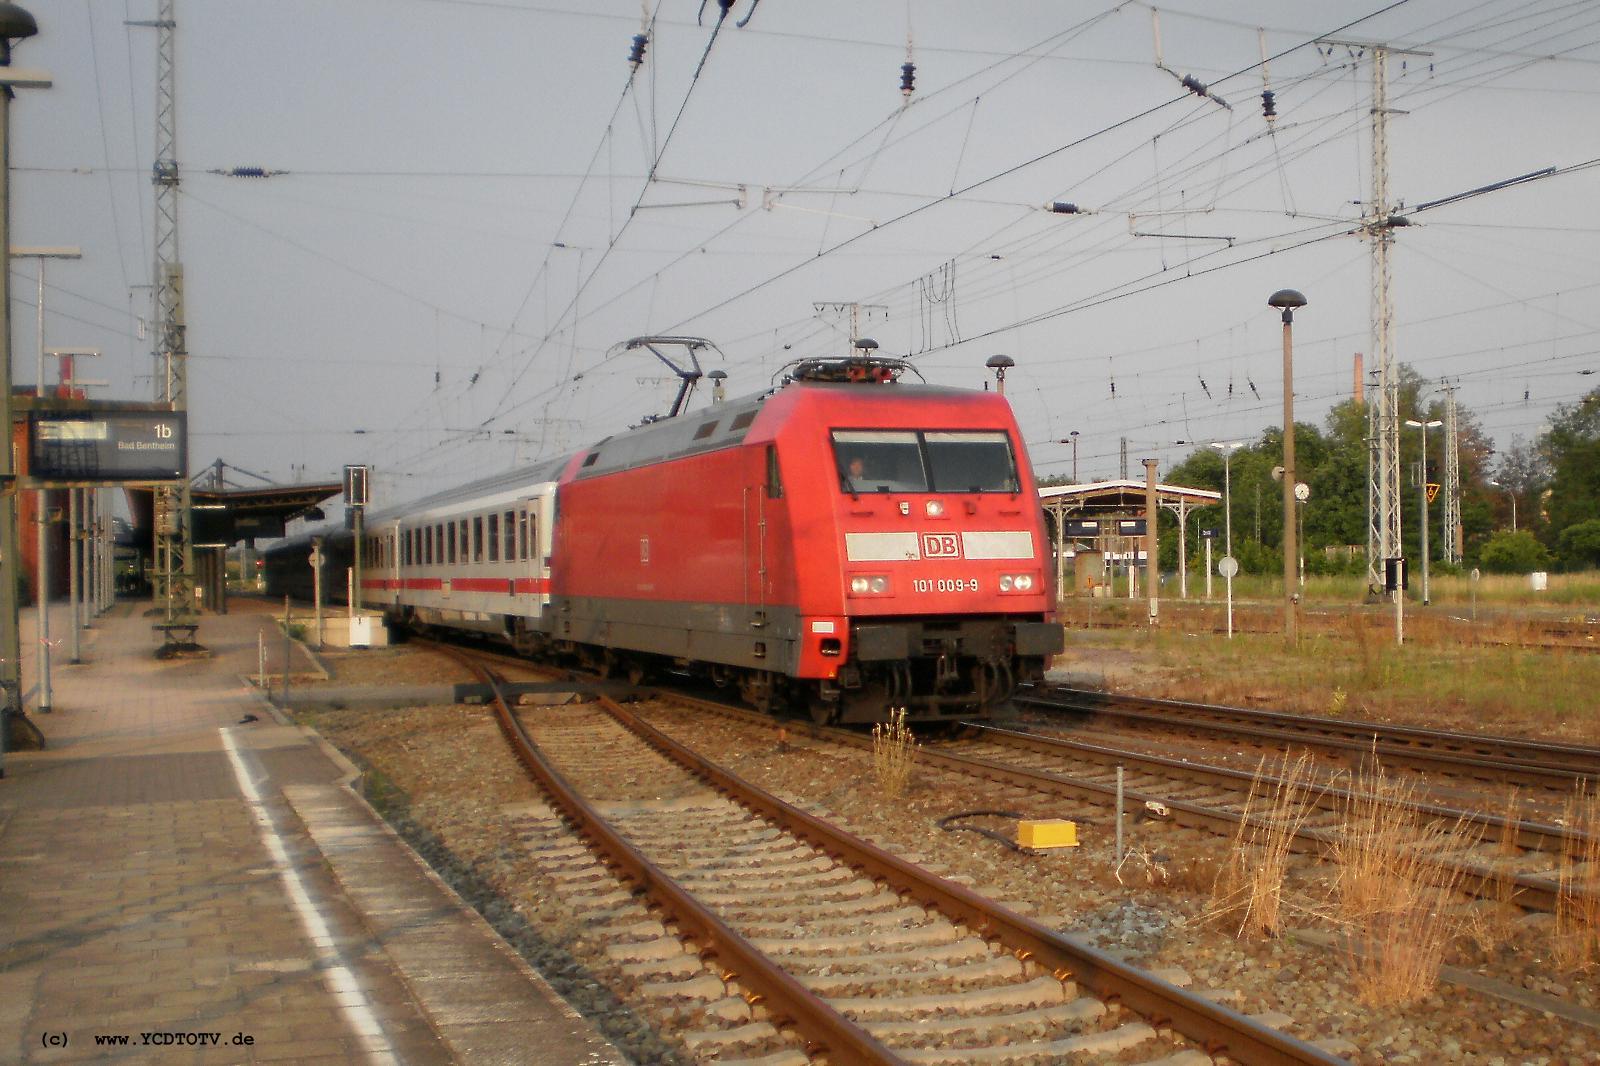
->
{"left": 1556, "top": 519, "right": 1600, "bottom": 568}
{"left": 1538, "top": 389, "right": 1600, "bottom": 542}
{"left": 1492, "top": 435, "right": 1547, "bottom": 532}
{"left": 1478, "top": 530, "right": 1550, "bottom": 574}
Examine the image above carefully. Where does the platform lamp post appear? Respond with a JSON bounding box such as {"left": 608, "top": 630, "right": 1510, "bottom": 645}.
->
{"left": 1487, "top": 480, "right": 1517, "bottom": 532}
{"left": 1268, "top": 288, "right": 1307, "bottom": 644}
{"left": 986, "top": 354, "right": 1014, "bottom": 395}
{"left": 1056, "top": 431, "right": 1080, "bottom": 482}
{"left": 1406, "top": 418, "right": 1442, "bottom": 605}
{"left": 1211, "top": 441, "right": 1245, "bottom": 639}
{"left": 0, "top": 2, "right": 50, "bottom": 772}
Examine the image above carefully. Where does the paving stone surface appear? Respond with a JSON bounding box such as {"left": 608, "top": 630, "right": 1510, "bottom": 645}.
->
{"left": 2, "top": 598, "right": 623, "bottom": 1065}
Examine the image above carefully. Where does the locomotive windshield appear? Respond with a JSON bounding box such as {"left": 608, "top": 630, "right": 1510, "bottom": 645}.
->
{"left": 833, "top": 429, "right": 1019, "bottom": 493}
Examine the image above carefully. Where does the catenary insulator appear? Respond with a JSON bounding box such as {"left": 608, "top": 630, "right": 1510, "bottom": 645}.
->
{"left": 628, "top": 33, "right": 648, "bottom": 70}
{"left": 900, "top": 61, "right": 915, "bottom": 96}
{"left": 1261, "top": 89, "right": 1277, "bottom": 119}
{"left": 1049, "top": 201, "right": 1081, "bottom": 214}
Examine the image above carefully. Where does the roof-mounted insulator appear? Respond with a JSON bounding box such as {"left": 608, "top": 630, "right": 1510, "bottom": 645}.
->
{"left": 900, "top": 61, "right": 916, "bottom": 97}
{"left": 1261, "top": 89, "right": 1277, "bottom": 120}
{"left": 1049, "top": 201, "right": 1081, "bottom": 214}
{"left": 628, "top": 32, "right": 648, "bottom": 71}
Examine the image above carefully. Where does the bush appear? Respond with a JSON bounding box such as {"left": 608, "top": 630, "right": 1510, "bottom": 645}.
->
{"left": 1478, "top": 530, "right": 1551, "bottom": 574}
{"left": 1557, "top": 519, "right": 1600, "bottom": 569}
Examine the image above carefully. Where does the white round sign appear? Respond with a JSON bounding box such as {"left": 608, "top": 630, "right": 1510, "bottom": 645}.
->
{"left": 1218, "top": 555, "right": 1240, "bottom": 578}
{"left": 1294, "top": 481, "right": 1310, "bottom": 502}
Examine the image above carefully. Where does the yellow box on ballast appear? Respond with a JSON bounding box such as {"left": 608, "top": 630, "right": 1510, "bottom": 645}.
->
{"left": 1016, "top": 819, "right": 1079, "bottom": 849}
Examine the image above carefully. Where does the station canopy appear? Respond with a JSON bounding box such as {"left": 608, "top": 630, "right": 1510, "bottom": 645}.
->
{"left": 1038, "top": 478, "right": 1221, "bottom": 524}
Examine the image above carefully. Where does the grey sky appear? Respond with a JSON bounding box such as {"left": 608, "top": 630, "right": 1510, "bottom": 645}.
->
{"left": 9, "top": 0, "right": 1600, "bottom": 506}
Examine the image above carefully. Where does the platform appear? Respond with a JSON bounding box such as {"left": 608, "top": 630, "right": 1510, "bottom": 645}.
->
{"left": 0, "top": 597, "right": 626, "bottom": 1065}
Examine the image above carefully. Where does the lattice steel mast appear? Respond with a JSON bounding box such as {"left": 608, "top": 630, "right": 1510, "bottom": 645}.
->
{"left": 1365, "top": 46, "right": 1401, "bottom": 596}
{"left": 1443, "top": 381, "right": 1462, "bottom": 563}
{"left": 1330, "top": 41, "right": 1426, "bottom": 594}
{"left": 136, "top": 0, "right": 196, "bottom": 636}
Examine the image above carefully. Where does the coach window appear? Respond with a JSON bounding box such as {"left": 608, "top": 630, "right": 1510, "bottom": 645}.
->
{"left": 488, "top": 513, "right": 500, "bottom": 562}
{"left": 447, "top": 521, "right": 457, "bottom": 564}
{"left": 472, "top": 516, "right": 483, "bottom": 562}
{"left": 503, "top": 510, "right": 515, "bottom": 560}
{"left": 518, "top": 512, "right": 529, "bottom": 561}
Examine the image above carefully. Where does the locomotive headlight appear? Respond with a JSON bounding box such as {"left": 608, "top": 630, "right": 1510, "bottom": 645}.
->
{"left": 870, "top": 576, "right": 888, "bottom": 593}
{"left": 999, "top": 572, "right": 1036, "bottom": 594}
{"left": 849, "top": 575, "right": 891, "bottom": 596}
{"left": 925, "top": 500, "right": 945, "bottom": 517}
{"left": 851, "top": 576, "right": 871, "bottom": 594}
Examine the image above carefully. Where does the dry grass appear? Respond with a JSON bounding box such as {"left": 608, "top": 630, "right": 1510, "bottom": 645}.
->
{"left": 870, "top": 707, "right": 919, "bottom": 799}
{"left": 1554, "top": 784, "right": 1600, "bottom": 972}
{"left": 1205, "top": 753, "right": 1322, "bottom": 939}
{"left": 1329, "top": 765, "right": 1483, "bottom": 1005}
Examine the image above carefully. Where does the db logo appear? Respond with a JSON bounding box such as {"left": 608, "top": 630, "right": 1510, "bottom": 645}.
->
{"left": 921, "top": 533, "right": 962, "bottom": 558}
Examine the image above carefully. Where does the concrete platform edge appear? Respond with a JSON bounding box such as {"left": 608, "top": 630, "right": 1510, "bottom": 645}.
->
{"left": 281, "top": 721, "right": 627, "bottom": 1063}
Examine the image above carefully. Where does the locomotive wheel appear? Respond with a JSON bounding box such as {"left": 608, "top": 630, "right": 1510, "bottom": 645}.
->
{"left": 808, "top": 698, "right": 839, "bottom": 726}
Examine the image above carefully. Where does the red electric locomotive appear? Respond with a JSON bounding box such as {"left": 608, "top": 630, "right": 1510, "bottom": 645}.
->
{"left": 339, "top": 350, "right": 1062, "bottom": 723}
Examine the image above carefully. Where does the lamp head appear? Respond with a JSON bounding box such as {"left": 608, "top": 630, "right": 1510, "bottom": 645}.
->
{"left": 985, "top": 354, "right": 1015, "bottom": 370}
{"left": 1268, "top": 288, "right": 1307, "bottom": 324}
{"left": 0, "top": 3, "right": 37, "bottom": 44}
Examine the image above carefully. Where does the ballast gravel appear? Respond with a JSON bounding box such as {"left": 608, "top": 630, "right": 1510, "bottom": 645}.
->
{"left": 301, "top": 678, "right": 1598, "bottom": 1066}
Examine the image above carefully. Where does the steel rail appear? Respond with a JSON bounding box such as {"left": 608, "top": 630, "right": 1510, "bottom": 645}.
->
{"left": 604, "top": 699, "right": 1346, "bottom": 1066}
{"left": 457, "top": 655, "right": 901, "bottom": 1066}
{"left": 1021, "top": 687, "right": 1599, "bottom": 789}
{"left": 666, "top": 695, "right": 1571, "bottom": 914}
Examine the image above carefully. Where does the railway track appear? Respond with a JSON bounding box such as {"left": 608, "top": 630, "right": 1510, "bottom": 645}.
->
{"left": 424, "top": 640, "right": 1589, "bottom": 913}
{"left": 449, "top": 650, "right": 1346, "bottom": 1065}
{"left": 1018, "top": 686, "right": 1599, "bottom": 796}
{"left": 640, "top": 691, "right": 1586, "bottom": 915}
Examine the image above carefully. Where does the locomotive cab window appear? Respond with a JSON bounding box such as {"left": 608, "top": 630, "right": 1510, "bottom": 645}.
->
{"left": 832, "top": 429, "right": 1018, "bottom": 494}
{"left": 832, "top": 431, "right": 927, "bottom": 493}
{"left": 926, "top": 431, "right": 1019, "bottom": 493}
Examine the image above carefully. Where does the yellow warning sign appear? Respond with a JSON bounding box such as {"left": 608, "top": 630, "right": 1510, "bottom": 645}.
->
{"left": 1426, "top": 483, "right": 1441, "bottom": 504}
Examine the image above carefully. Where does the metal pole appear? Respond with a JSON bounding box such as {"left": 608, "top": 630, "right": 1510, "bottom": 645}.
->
{"left": 1204, "top": 537, "right": 1213, "bottom": 600}
{"left": 1115, "top": 765, "right": 1125, "bottom": 863}
{"left": 352, "top": 505, "right": 364, "bottom": 615}
{"left": 0, "top": 67, "right": 16, "bottom": 768}
{"left": 281, "top": 595, "right": 291, "bottom": 710}
{"left": 34, "top": 492, "right": 49, "bottom": 711}
{"left": 1280, "top": 312, "right": 1298, "bottom": 644}
{"left": 68, "top": 488, "right": 79, "bottom": 663}
{"left": 1142, "top": 458, "right": 1159, "bottom": 624}
{"left": 33, "top": 261, "right": 49, "bottom": 710}
{"left": 311, "top": 540, "right": 323, "bottom": 650}
{"left": 1420, "top": 429, "right": 1431, "bottom": 605}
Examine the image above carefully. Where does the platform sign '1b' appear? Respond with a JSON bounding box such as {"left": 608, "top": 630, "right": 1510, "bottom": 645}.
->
{"left": 27, "top": 411, "right": 187, "bottom": 483}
